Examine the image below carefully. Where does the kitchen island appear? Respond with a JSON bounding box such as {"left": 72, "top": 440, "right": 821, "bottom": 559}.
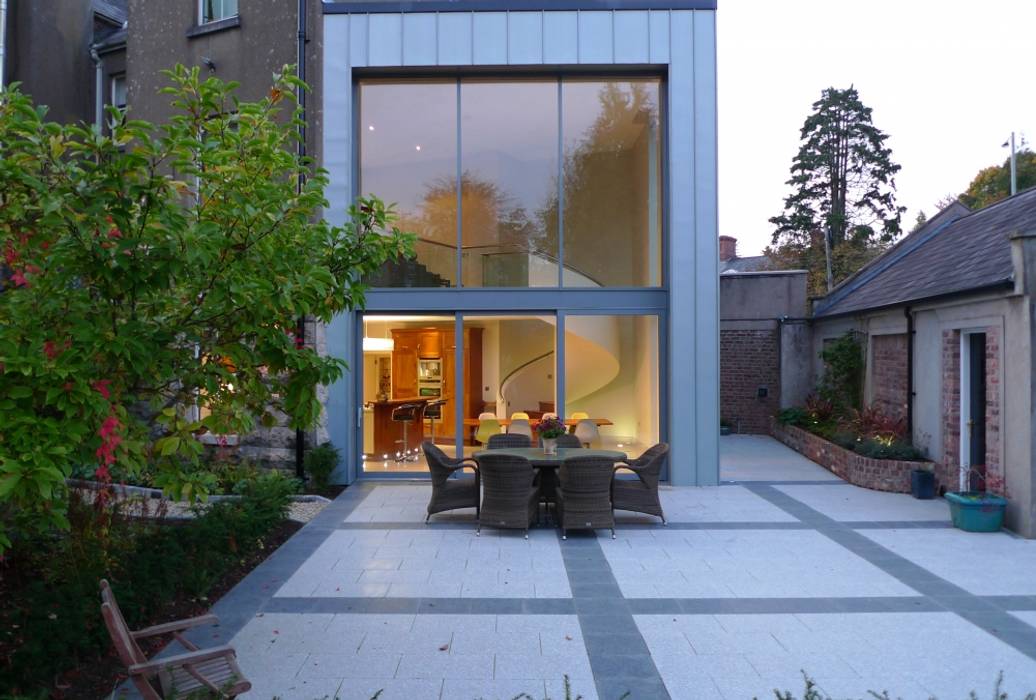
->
{"left": 368, "top": 398, "right": 427, "bottom": 456}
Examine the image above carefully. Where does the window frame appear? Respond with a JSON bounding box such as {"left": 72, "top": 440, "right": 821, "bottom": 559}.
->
{"left": 199, "top": 0, "right": 238, "bottom": 25}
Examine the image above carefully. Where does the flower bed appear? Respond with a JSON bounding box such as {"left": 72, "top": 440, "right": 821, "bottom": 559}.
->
{"left": 772, "top": 420, "right": 930, "bottom": 493}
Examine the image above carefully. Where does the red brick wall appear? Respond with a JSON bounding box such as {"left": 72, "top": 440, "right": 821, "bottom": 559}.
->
{"left": 772, "top": 422, "right": 925, "bottom": 493}
{"left": 940, "top": 327, "right": 1003, "bottom": 496}
{"left": 870, "top": 334, "right": 909, "bottom": 421}
{"left": 720, "top": 329, "right": 779, "bottom": 434}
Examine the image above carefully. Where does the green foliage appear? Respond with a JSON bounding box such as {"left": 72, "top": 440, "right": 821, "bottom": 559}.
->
{"left": 771, "top": 671, "right": 1032, "bottom": 700}
{"left": 0, "top": 65, "right": 412, "bottom": 550}
{"left": 0, "top": 480, "right": 293, "bottom": 694}
{"left": 304, "top": 441, "right": 340, "bottom": 492}
{"left": 769, "top": 86, "right": 904, "bottom": 296}
{"left": 818, "top": 332, "right": 864, "bottom": 414}
{"left": 776, "top": 407, "right": 809, "bottom": 427}
{"left": 960, "top": 148, "right": 1036, "bottom": 210}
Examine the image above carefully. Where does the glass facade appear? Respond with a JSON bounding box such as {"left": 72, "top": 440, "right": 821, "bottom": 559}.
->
{"left": 358, "top": 77, "right": 663, "bottom": 289}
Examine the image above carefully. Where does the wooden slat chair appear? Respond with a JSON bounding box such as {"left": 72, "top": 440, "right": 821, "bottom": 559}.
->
{"left": 100, "top": 579, "right": 251, "bottom": 699}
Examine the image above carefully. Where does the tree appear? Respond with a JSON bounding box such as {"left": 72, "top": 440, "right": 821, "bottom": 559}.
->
{"left": 959, "top": 148, "right": 1036, "bottom": 210}
{"left": 0, "top": 66, "right": 412, "bottom": 549}
{"left": 769, "top": 86, "right": 903, "bottom": 296}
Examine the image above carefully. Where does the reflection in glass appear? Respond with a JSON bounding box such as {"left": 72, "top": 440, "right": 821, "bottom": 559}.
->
{"left": 560, "top": 79, "right": 662, "bottom": 287}
{"left": 361, "top": 314, "right": 456, "bottom": 472}
{"left": 564, "top": 315, "right": 659, "bottom": 458}
{"left": 359, "top": 81, "right": 457, "bottom": 287}
{"left": 460, "top": 81, "right": 558, "bottom": 287}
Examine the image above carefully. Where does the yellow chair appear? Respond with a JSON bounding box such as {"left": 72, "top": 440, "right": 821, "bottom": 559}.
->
{"left": 475, "top": 412, "right": 502, "bottom": 447}
{"left": 570, "top": 411, "right": 589, "bottom": 420}
{"left": 508, "top": 412, "right": 533, "bottom": 440}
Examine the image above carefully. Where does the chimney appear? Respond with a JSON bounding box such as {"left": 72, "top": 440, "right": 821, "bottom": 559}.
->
{"left": 719, "top": 235, "right": 737, "bottom": 262}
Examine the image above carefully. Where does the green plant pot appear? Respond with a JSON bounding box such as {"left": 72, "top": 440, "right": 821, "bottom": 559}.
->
{"left": 945, "top": 491, "right": 1007, "bottom": 532}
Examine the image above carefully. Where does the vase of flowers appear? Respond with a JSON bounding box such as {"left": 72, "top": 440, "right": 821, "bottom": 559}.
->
{"left": 538, "top": 416, "right": 567, "bottom": 455}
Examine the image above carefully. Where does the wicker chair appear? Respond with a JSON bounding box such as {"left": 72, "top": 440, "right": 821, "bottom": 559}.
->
{"left": 553, "top": 433, "right": 582, "bottom": 449}
{"left": 423, "top": 441, "right": 480, "bottom": 523}
{"left": 476, "top": 452, "right": 539, "bottom": 538}
{"left": 556, "top": 455, "right": 617, "bottom": 539}
{"left": 487, "top": 433, "right": 531, "bottom": 449}
{"left": 612, "top": 443, "right": 669, "bottom": 524}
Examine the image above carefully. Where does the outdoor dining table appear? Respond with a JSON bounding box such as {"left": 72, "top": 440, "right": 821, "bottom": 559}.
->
{"left": 472, "top": 447, "right": 628, "bottom": 504}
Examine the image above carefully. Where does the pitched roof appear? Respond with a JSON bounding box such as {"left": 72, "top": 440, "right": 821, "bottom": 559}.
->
{"left": 721, "top": 254, "right": 773, "bottom": 274}
{"left": 812, "top": 189, "right": 1036, "bottom": 317}
{"left": 93, "top": 0, "right": 127, "bottom": 25}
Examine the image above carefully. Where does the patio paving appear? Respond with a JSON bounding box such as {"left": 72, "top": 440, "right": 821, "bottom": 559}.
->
{"left": 156, "top": 436, "right": 1036, "bottom": 699}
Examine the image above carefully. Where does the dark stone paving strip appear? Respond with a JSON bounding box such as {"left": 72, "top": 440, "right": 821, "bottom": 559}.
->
{"left": 744, "top": 483, "right": 1036, "bottom": 662}
{"left": 558, "top": 533, "right": 672, "bottom": 700}
{"left": 263, "top": 597, "right": 577, "bottom": 615}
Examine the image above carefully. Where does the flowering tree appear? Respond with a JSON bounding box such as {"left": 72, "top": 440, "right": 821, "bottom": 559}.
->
{"left": 0, "top": 66, "right": 412, "bottom": 549}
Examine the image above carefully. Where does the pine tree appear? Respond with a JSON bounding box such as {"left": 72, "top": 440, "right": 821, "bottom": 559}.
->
{"left": 769, "top": 86, "right": 903, "bottom": 295}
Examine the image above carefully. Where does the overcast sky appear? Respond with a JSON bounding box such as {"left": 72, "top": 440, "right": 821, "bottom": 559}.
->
{"left": 718, "top": 0, "right": 1036, "bottom": 256}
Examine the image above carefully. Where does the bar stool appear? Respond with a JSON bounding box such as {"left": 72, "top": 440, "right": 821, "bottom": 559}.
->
{"left": 424, "top": 399, "right": 446, "bottom": 442}
{"left": 392, "top": 403, "right": 421, "bottom": 462}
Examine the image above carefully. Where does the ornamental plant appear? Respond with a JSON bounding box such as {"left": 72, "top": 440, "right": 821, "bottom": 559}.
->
{"left": 538, "top": 416, "right": 567, "bottom": 440}
{"left": 0, "top": 65, "right": 413, "bottom": 551}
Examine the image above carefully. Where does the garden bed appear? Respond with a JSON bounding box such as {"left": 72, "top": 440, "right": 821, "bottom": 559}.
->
{"left": 773, "top": 420, "right": 930, "bottom": 493}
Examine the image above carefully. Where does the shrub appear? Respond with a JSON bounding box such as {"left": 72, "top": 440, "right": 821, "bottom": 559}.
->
{"left": 776, "top": 407, "right": 809, "bottom": 427}
{"left": 304, "top": 442, "right": 341, "bottom": 492}
{"left": 817, "top": 331, "right": 864, "bottom": 413}
{"left": 0, "top": 478, "right": 294, "bottom": 694}
{"left": 854, "top": 437, "right": 925, "bottom": 461}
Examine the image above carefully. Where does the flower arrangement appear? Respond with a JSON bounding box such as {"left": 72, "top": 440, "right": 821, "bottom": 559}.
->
{"left": 537, "top": 416, "right": 567, "bottom": 439}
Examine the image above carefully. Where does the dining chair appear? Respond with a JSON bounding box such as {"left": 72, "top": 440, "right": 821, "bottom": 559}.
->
{"left": 476, "top": 452, "right": 539, "bottom": 538}
{"left": 556, "top": 455, "right": 616, "bottom": 539}
{"left": 423, "top": 441, "right": 480, "bottom": 522}
{"left": 508, "top": 412, "right": 534, "bottom": 440}
{"left": 570, "top": 411, "right": 589, "bottom": 420}
{"left": 573, "top": 418, "right": 600, "bottom": 448}
{"left": 553, "top": 434, "right": 582, "bottom": 449}
{"left": 474, "top": 412, "right": 502, "bottom": 447}
{"left": 488, "top": 433, "right": 531, "bottom": 449}
{"left": 612, "top": 443, "right": 669, "bottom": 524}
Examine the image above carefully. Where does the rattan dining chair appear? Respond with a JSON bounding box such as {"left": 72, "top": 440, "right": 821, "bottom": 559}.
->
{"left": 423, "top": 441, "right": 480, "bottom": 522}
{"left": 553, "top": 433, "right": 582, "bottom": 448}
{"left": 476, "top": 452, "right": 540, "bottom": 538}
{"left": 556, "top": 455, "right": 617, "bottom": 539}
{"left": 612, "top": 443, "right": 669, "bottom": 524}
{"left": 487, "top": 433, "right": 531, "bottom": 449}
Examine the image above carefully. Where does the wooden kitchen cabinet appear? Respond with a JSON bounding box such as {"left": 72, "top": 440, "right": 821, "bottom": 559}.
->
{"left": 391, "top": 331, "right": 418, "bottom": 399}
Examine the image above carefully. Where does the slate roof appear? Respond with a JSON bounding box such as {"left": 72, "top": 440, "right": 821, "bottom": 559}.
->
{"left": 93, "top": 0, "right": 127, "bottom": 25}
{"left": 721, "top": 254, "right": 773, "bottom": 274}
{"left": 813, "top": 189, "right": 1036, "bottom": 318}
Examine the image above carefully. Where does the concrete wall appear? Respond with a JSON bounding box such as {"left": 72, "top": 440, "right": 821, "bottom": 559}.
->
{"left": 5, "top": 0, "right": 96, "bottom": 124}
{"left": 720, "top": 271, "right": 808, "bottom": 321}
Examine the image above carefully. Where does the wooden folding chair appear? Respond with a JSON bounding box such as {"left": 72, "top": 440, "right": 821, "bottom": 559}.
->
{"left": 100, "top": 579, "right": 251, "bottom": 699}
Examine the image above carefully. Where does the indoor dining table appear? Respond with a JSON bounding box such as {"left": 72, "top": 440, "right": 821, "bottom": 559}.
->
{"left": 472, "top": 447, "right": 627, "bottom": 505}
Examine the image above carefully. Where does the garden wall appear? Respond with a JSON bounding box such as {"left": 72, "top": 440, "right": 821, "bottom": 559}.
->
{"left": 772, "top": 421, "right": 932, "bottom": 493}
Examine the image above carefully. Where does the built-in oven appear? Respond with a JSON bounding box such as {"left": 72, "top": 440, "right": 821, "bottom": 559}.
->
{"left": 418, "top": 385, "right": 441, "bottom": 398}
{"left": 417, "top": 358, "right": 442, "bottom": 382}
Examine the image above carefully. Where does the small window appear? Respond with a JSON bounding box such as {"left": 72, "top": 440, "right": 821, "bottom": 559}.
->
{"left": 110, "top": 74, "right": 127, "bottom": 113}
{"left": 200, "top": 0, "right": 238, "bottom": 24}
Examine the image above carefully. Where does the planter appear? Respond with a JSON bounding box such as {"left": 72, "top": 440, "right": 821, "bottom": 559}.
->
{"left": 910, "top": 469, "right": 935, "bottom": 500}
{"left": 542, "top": 438, "right": 558, "bottom": 455}
{"left": 945, "top": 491, "right": 1007, "bottom": 532}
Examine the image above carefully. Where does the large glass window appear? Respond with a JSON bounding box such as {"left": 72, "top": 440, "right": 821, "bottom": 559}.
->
{"left": 359, "top": 82, "right": 458, "bottom": 287}
{"left": 357, "top": 77, "right": 663, "bottom": 289}
{"left": 564, "top": 314, "right": 659, "bottom": 459}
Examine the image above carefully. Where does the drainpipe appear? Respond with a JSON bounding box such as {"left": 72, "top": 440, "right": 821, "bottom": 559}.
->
{"left": 293, "top": 0, "right": 308, "bottom": 480}
{"left": 0, "top": 0, "right": 7, "bottom": 90}
{"left": 904, "top": 306, "right": 914, "bottom": 437}
{"left": 90, "top": 45, "right": 103, "bottom": 129}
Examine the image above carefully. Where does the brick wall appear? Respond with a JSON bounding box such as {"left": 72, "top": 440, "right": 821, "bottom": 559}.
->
{"left": 720, "top": 329, "right": 779, "bottom": 434}
{"left": 870, "top": 333, "right": 909, "bottom": 421}
{"left": 940, "top": 327, "right": 1003, "bottom": 496}
{"left": 773, "top": 422, "right": 927, "bottom": 493}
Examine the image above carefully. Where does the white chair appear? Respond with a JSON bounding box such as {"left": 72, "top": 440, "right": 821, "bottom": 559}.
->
{"left": 574, "top": 418, "right": 599, "bottom": 448}
{"left": 508, "top": 411, "right": 533, "bottom": 441}
{"left": 475, "top": 412, "right": 502, "bottom": 447}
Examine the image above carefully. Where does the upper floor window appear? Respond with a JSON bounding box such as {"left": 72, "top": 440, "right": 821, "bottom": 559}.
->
{"left": 358, "top": 77, "right": 663, "bottom": 289}
{"left": 200, "top": 0, "right": 238, "bottom": 24}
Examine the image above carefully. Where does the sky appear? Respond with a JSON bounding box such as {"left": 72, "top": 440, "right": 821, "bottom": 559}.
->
{"left": 717, "top": 0, "right": 1036, "bottom": 256}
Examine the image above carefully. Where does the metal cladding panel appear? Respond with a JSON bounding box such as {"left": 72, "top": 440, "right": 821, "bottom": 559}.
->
{"left": 577, "top": 11, "right": 613, "bottom": 63}
{"left": 368, "top": 13, "right": 403, "bottom": 65}
{"left": 692, "top": 10, "right": 719, "bottom": 486}
{"left": 437, "top": 12, "right": 474, "bottom": 65}
{"left": 613, "top": 10, "right": 650, "bottom": 63}
{"left": 507, "top": 12, "right": 544, "bottom": 64}
{"left": 648, "top": 9, "right": 670, "bottom": 63}
{"left": 349, "top": 14, "right": 369, "bottom": 67}
{"left": 472, "top": 12, "right": 508, "bottom": 64}
{"left": 543, "top": 11, "right": 578, "bottom": 64}
{"left": 402, "top": 13, "right": 438, "bottom": 65}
